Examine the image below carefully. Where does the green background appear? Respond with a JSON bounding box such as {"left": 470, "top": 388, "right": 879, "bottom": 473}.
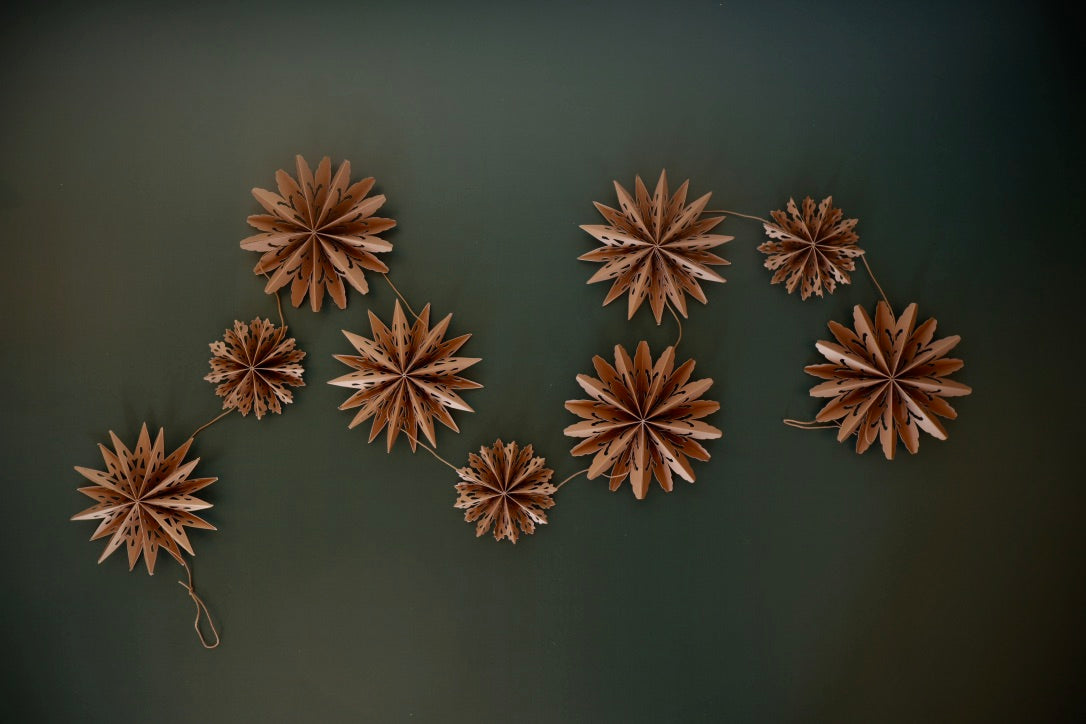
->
{"left": 2, "top": 1, "right": 1082, "bottom": 721}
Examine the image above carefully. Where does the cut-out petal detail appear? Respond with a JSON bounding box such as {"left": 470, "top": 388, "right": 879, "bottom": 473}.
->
{"left": 565, "top": 342, "right": 721, "bottom": 499}
{"left": 71, "top": 425, "right": 216, "bottom": 575}
{"left": 330, "top": 301, "right": 481, "bottom": 452}
{"left": 243, "top": 155, "right": 396, "bottom": 311}
{"left": 802, "top": 302, "right": 971, "bottom": 459}
{"left": 581, "top": 171, "right": 730, "bottom": 324}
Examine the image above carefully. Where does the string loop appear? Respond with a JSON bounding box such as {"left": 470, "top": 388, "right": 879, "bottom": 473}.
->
{"left": 178, "top": 560, "right": 220, "bottom": 649}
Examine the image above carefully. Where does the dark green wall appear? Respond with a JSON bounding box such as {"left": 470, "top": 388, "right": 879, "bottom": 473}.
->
{"left": 2, "top": 1, "right": 1082, "bottom": 721}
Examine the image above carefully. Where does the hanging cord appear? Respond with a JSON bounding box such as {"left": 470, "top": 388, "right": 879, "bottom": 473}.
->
{"left": 177, "top": 559, "right": 220, "bottom": 649}
{"left": 782, "top": 418, "right": 839, "bottom": 430}
{"left": 666, "top": 304, "right": 683, "bottom": 349}
{"left": 705, "top": 209, "right": 770, "bottom": 224}
{"left": 417, "top": 441, "right": 460, "bottom": 472}
{"left": 269, "top": 285, "right": 290, "bottom": 348}
{"left": 381, "top": 273, "right": 421, "bottom": 321}
{"left": 260, "top": 272, "right": 287, "bottom": 329}
{"left": 189, "top": 409, "right": 233, "bottom": 440}
{"left": 271, "top": 282, "right": 286, "bottom": 329}
{"left": 554, "top": 468, "right": 590, "bottom": 490}
{"left": 555, "top": 468, "right": 633, "bottom": 489}
{"left": 859, "top": 254, "right": 891, "bottom": 308}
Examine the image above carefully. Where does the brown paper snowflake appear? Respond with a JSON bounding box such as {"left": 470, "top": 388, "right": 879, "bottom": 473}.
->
{"left": 758, "top": 196, "right": 862, "bottom": 300}
{"left": 71, "top": 424, "right": 216, "bottom": 574}
{"left": 580, "top": 170, "right": 732, "bottom": 323}
{"left": 806, "top": 301, "right": 972, "bottom": 459}
{"left": 329, "top": 300, "right": 482, "bottom": 451}
{"left": 454, "top": 440, "right": 556, "bottom": 543}
{"left": 205, "top": 317, "right": 306, "bottom": 419}
{"left": 564, "top": 341, "right": 722, "bottom": 499}
{"left": 241, "top": 155, "right": 396, "bottom": 311}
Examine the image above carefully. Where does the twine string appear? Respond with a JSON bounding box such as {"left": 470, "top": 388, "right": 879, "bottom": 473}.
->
{"left": 705, "top": 209, "right": 770, "bottom": 224}
{"left": 666, "top": 304, "right": 683, "bottom": 349}
{"left": 560, "top": 468, "right": 635, "bottom": 488}
{"left": 417, "top": 441, "right": 460, "bottom": 472}
{"left": 260, "top": 272, "right": 287, "bottom": 329}
{"left": 860, "top": 254, "right": 891, "bottom": 308}
{"left": 272, "top": 287, "right": 285, "bottom": 329}
{"left": 554, "top": 468, "right": 589, "bottom": 490}
{"left": 178, "top": 559, "right": 220, "bottom": 649}
{"left": 382, "top": 273, "right": 421, "bottom": 321}
{"left": 189, "top": 409, "right": 233, "bottom": 440}
{"left": 782, "top": 418, "right": 839, "bottom": 430}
